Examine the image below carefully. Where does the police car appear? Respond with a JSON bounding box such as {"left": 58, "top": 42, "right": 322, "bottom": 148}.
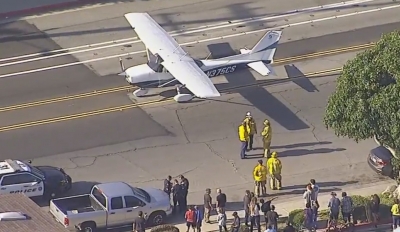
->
{"left": 0, "top": 159, "right": 72, "bottom": 200}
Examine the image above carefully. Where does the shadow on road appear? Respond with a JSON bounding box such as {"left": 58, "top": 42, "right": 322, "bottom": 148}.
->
{"left": 207, "top": 42, "right": 309, "bottom": 131}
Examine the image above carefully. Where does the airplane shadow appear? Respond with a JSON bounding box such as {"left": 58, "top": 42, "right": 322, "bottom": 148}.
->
{"left": 206, "top": 42, "right": 309, "bottom": 131}
{"left": 284, "top": 64, "right": 319, "bottom": 92}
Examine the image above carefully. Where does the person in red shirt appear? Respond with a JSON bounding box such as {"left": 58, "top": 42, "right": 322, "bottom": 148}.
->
{"left": 185, "top": 206, "right": 197, "bottom": 232}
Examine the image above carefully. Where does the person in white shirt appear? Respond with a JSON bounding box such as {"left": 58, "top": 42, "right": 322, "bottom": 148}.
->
{"left": 249, "top": 197, "right": 261, "bottom": 232}
{"left": 217, "top": 208, "right": 227, "bottom": 232}
{"left": 310, "top": 179, "right": 320, "bottom": 200}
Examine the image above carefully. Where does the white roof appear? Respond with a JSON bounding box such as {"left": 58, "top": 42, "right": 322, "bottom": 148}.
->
{"left": 124, "top": 13, "right": 221, "bottom": 98}
{"left": 0, "top": 160, "right": 30, "bottom": 175}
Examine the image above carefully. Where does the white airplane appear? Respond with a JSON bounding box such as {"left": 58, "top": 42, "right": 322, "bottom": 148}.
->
{"left": 120, "top": 13, "right": 283, "bottom": 103}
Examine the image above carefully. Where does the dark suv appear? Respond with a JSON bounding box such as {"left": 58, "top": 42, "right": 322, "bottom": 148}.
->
{"left": 367, "top": 146, "right": 393, "bottom": 177}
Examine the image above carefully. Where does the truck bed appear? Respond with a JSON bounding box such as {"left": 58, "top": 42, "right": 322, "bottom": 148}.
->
{"left": 51, "top": 194, "right": 105, "bottom": 215}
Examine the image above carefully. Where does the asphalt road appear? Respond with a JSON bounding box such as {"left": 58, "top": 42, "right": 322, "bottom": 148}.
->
{"left": 1, "top": 12, "right": 400, "bottom": 159}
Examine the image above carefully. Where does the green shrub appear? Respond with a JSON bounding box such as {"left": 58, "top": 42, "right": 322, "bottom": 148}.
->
{"left": 318, "top": 209, "right": 330, "bottom": 220}
{"left": 378, "top": 193, "right": 394, "bottom": 219}
{"left": 150, "top": 224, "right": 179, "bottom": 232}
{"left": 288, "top": 209, "right": 305, "bottom": 227}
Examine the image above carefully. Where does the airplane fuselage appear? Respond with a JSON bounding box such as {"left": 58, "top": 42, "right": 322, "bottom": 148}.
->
{"left": 124, "top": 57, "right": 269, "bottom": 87}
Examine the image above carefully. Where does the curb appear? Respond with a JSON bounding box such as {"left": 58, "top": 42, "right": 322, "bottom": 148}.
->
{"left": 0, "top": 0, "right": 101, "bottom": 19}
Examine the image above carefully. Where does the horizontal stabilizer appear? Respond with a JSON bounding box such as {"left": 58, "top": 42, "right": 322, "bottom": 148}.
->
{"left": 247, "top": 61, "right": 275, "bottom": 76}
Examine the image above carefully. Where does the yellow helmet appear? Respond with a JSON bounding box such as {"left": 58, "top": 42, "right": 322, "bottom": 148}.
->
{"left": 264, "top": 119, "right": 270, "bottom": 125}
{"left": 271, "top": 151, "right": 278, "bottom": 158}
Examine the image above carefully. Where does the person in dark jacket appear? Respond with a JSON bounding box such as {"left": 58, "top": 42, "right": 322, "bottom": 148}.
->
{"left": 180, "top": 175, "right": 190, "bottom": 211}
{"left": 371, "top": 194, "right": 380, "bottom": 227}
{"left": 172, "top": 179, "right": 182, "bottom": 214}
{"left": 163, "top": 175, "right": 172, "bottom": 198}
{"left": 260, "top": 197, "right": 277, "bottom": 226}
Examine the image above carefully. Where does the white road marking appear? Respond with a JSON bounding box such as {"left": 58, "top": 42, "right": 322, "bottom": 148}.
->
{"left": 0, "top": 2, "right": 116, "bottom": 24}
{"left": 1, "top": 3, "right": 398, "bottom": 79}
{"left": 0, "top": 0, "right": 373, "bottom": 65}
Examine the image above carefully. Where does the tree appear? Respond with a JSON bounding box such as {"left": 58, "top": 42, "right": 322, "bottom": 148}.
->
{"left": 323, "top": 31, "right": 400, "bottom": 177}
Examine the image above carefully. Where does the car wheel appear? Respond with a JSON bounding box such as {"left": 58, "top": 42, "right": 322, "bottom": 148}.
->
{"left": 79, "top": 222, "right": 96, "bottom": 232}
{"left": 149, "top": 211, "right": 166, "bottom": 226}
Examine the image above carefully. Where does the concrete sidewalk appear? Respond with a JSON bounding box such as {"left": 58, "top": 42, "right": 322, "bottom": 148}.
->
{"left": 173, "top": 180, "right": 394, "bottom": 232}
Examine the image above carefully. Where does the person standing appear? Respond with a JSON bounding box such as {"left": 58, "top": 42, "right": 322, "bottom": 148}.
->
{"left": 253, "top": 160, "right": 267, "bottom": 197}
{"left": 172, "top": 179, "right": 183, "bottom": 214}
{"left": 185, "top": 206, "right": 197, "bottom": 232}
{"left": 327, "top": 192, "right": 341, "bottom": 229}
{"left": 216, "top": 188, "right": 227, "bottom": 213}
{"left": 261, "top": 197, "right": 277, "bottom": 226}
{"left": 244, "top": 112, "right": 257, "bottom": 150}
{"left": 217, "top": 208, "right": 228, "bottom": 232}
{"left": 231, "top": 212, "right": 241, "bottom": 232}
{"left": 133, "top": 211, "right": 146, "bottom": 232}
{"left": 303, "top": 184, "right": 316, "bottom": 207}
{"left": 310, "top": 179, "right": 320, "bottom": 201}
{"left": 391, "top": 199, "right": 400, "bottom": 230}
{"left": 204, "top": 188, "right": 213, "bottom": 223}
{"left": 265, "top": 205, "right": 279, "bottom": 232}
{"left": 304, "top": 203, "right": 314, "bottom": 231}
{"left": 249, "top": 197, "right": 261, "bottom": 232}
{"left": 194, "top": 205, "right": 203, "bottom": 232}
{"left": 311, "top": 200, "right": 319, "bottom": 228}
{"left": 163, "top": 175, "right": 172, "bottom": 199}
{"left": 261, "top": 119, "right": 272, "bottom": 158}
{"left": 180, "top": 175, "right": 190, "bottom": 211}
{"left": 371, "top": 194, "right": 380, "bottom": 227}
{"left": 266, "top": 152, "right": 282, "bottom": 190}
{"left": 243, "top": 190, "right": 251, "bottom": 226}
{"left": 238, "top": 121, "right": 249, "bottom": 159}
{"left": 340, "top": 192, "right": 353, "bottom": 224}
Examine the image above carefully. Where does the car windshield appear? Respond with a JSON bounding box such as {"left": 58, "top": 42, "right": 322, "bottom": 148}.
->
{"left": 131, "top": 187, "right": 151, "bottom": 202}
{"left": 23, "top": 162, "right": 45, "bottom": 179}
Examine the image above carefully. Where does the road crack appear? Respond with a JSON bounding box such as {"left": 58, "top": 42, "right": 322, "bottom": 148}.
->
{"left": 175, "top": 109, "right": 190, "bottom": 143}
{"left": 205, "top": 142, "right": 248, "bottom": 182}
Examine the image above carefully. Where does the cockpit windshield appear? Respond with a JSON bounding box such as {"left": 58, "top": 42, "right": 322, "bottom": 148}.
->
{"left": 148, "top": 53, "right": 165, "bottom": 73}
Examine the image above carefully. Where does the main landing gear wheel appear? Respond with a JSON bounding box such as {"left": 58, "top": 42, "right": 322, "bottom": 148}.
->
{"left": 133, "top": 88, "right": 149, "bottom": 97}
{"left": 173, "top": 85, "right": 193, "bottom": 103}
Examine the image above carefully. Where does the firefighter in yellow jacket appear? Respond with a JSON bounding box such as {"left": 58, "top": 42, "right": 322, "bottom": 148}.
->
{"left": 244, "top": 112, "right": 257, "bottom": 150}
{"left": 267, "top": 151, "right": 282, "bottom": 190}
{"left": 253, "top": 159, "right": 267, "bottom": 197}
{"left": 238, "top": 122, "right": 249, "bottom": 159}
{"left": 261, "top": 119, "right": 272, "bottom": 158}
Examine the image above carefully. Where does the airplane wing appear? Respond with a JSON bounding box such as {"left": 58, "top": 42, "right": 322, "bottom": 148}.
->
{"left": 124, "top": 13, "right": 220, "bottom": 98}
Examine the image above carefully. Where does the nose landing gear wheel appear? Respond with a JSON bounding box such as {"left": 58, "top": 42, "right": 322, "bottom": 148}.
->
{"left": 174, "top": 85, "right": 193, "bottom": 102}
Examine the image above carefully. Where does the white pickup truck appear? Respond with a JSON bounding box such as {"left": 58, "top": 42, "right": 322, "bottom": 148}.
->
{"left": 49, "top": 181, "right": 172, "bottom": 232}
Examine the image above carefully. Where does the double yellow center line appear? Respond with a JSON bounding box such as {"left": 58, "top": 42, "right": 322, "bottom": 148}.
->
{"left": 0, "top": 43, "right": 374, "bottom": 132}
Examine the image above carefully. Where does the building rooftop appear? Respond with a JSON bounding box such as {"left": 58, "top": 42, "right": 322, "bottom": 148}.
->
{"left": 0, "top": 194, "right": 68, "bottom": 232}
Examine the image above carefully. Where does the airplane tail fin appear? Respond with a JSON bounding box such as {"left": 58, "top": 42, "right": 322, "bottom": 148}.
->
{"left": 251, "top": 30, "right": 282, "bottom": 55}
{"left": 239, "top": 30, "right": 282, "bottom": 76}
{"left": 118, "top": 57, "right": 127, "bottom": 76}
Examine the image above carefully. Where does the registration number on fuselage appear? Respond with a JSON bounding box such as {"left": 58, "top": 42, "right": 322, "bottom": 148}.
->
{"left": 206, "top": 65, "right": 237, "bottom": 78}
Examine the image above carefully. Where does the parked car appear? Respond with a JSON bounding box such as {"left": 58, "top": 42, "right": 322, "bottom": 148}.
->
{"left": 49, "top": 181, "right": 172, "bottom": 232}
{"left": 368, "top": 146, "right": 393, "bottom": 177}
{"left": 0, "top": 159, "right": 72, "bottom": 200}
